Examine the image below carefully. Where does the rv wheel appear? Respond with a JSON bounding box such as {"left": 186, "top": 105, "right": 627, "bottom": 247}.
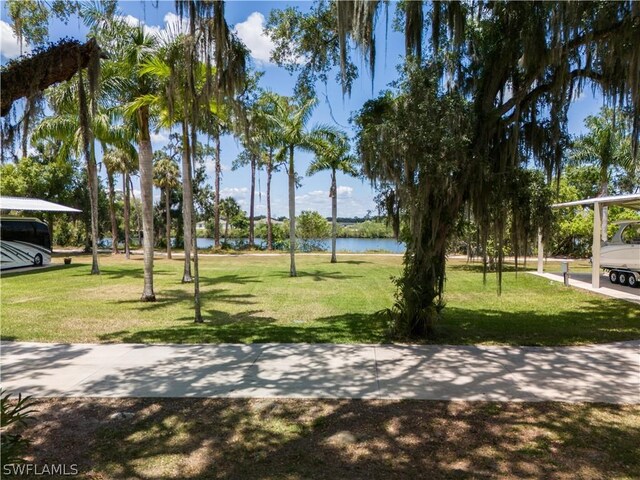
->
{"left": 609, "top": 271, "right": 619, "bottom": 284}
{"left": 628, "top": 274, "right": 637, "bottom": 288}
{"left": 618, "top": 272, "right": 628, "bottom": 286}
{"left": 34, "top": 254, "right": 43, "bottom": 266}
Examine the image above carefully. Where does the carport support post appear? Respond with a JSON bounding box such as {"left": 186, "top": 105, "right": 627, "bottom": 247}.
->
{"left": 537, "top": 228, "right": 544, "bottom": 274}
{"left": 592, "top": 201, "right": 601, "bottom": 288}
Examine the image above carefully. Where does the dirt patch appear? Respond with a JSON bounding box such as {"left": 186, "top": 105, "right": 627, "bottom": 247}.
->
{"left": 5, "top": 398, "right": 639, "bottom": 479}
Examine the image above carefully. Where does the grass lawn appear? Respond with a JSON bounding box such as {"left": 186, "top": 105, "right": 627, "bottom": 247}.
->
{"left": 9, "top": 398, "right": 640, "bottom": 479}
{"left": 1, "top": 253, "right": 638, "bottom": 345}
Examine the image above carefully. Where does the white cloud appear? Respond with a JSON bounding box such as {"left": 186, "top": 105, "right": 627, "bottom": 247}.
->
{"left": 0, "top": 20, "right": 25, "bottom": 59}
{"left": 160, "top": 12, "right": 189, "bottom": 37}
{"left": 220, "top": 187, "right": 248, "bottom": 199}
{"left": 114, "top": 12, "right": 187, "bottom": 40}
{"left": 337, "top": 186, "right": 353, "bottom": 198}
{"left": 234, "top": 12, "right": 275, "bottom": 65}
{"left": 150, "top": 131, "right": 169, "bottom": 144}
{"left": 116, "top": 14, "right": 140, "bottom": 28}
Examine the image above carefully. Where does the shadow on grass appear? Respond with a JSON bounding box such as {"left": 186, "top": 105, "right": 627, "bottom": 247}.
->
{"left": 97, "top": 311, "right": 388, "bottom": 344}
{"left": 434, "top": 299, "right": 640, "bottom": 346}
{"left": 110, "top": 287, "right": 259, "bottom": 312}
{"left": 16, "top": 398, "right": 640, "bottom": 480}
{"left": 0, "top": 263, "right": 83, "bottom": 278}
{"left": 447, "top": 263, "right": 536, "bottom": 273}
{"left": 272, "top": 270, "right": 363, "bottom": 281}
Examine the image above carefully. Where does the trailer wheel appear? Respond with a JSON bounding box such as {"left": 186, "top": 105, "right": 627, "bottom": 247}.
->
{"left": 628, "top": 274, "right": 638, "bottom": 288}
{"left": 609, "top": 270, "right": 619, "bottom": 284}
{"left": 618, "top": 272, "right": 628, "bottom": 286}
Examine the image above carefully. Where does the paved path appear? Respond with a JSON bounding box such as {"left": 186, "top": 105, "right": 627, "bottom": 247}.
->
{"left": 531, "top": 271, "right": 640, "bottom": 305}
{"left": 1, "top": 341, "right": 638, "bottom": 404}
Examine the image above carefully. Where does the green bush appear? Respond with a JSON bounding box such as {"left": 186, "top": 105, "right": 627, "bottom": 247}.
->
{"left": 0, "top": 390, "right": 36, "bottom": 468}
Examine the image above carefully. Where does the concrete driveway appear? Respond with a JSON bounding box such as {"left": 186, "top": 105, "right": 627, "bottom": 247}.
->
{"left": 1, "top": 341, "right": 638, "bottom": 404}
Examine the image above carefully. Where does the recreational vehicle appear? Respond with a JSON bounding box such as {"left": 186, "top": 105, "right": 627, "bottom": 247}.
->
{"left": 0, "top": 217, "right": 51, "bottom": 270}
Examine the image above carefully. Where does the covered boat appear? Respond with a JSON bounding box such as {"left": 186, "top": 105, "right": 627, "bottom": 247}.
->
{"left": 601, "top": 220, "right": 640, "bottom": 287}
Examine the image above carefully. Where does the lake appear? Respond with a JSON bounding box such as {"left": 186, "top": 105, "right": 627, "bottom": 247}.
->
{"left": 101, "top": 237, "right": 406, "bottom": 253}
{"left": 196, "top": 237, "right": 406, "bottom": 253}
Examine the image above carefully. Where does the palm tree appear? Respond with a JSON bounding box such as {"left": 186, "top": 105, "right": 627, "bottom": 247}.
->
{"left": 173, "top": 0, "right": 248, "bottom": 322}
{"left": 254, "top": 92, "right": 282, "bottom": 251}
{"left": 119, "top": 26, "right": 160, "bottom": 302}
{"left": 232, "top": 149, "right": 257, "bottom": 247}
{"left": 153, "top": 154, "right": 181, "bottom": 259}
{"left": 103, "top": 147, "right": 138, "bottom": 259}
{"left": 33, "top": 84, "right": 134, "bottom": 272}
{"left": 219, "top": 196, "right": 242, "bottom": 244}
{"left": 264, "top": 94, "right": 319, "bottom": 276}
{"left": 570, "top": 107, "right": 634, "bottom": 239}
{"left": 308, "top": 130, "right": 358, "bottom": 263}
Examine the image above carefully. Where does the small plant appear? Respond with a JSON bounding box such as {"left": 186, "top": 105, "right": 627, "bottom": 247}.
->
{"left": 64, "top": 257, "right": 72, "bottom": 265}
{"left": 1, "top": 390, "right": 36, "bottom": 468}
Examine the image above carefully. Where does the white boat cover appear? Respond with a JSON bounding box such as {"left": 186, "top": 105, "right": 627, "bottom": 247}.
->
{"left": 0, "top": 196, "right": 81, "bottom": 213}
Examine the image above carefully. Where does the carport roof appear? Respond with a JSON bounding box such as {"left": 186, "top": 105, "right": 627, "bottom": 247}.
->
{"left": 0, "top": 196, "right": 81, "bottom": 213}
{"left": 552, "top": 193, "right": 640, "bottom": 211}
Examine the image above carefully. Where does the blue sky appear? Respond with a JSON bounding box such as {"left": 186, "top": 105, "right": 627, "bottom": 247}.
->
{"left": 1, "top": 1, "right": 605, "bottom": 218}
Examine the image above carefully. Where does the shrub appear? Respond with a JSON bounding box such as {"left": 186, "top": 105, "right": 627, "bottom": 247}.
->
{"left": 0, "top": 390, "right": 36, "bottom": 468}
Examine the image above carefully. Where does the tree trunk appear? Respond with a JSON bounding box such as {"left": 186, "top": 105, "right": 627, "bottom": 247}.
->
{"left": 181, "top": 119, "right": 193, "bottom": 283}
{"left": 330, "top": 168, "right": 337, "bottom": 263}
{"left": 190, "top": 121, "right": 202, "bottom": 323}
{"left": 288, "top": 145, "right": 297, "bottom": 276}
{"left": 123, "top": 172, "right": 131, "bottom": 259}
{"left": 249, "top": 154, "right": 256, "bottom": 248}
{"left": 214, "top": 131, "right": 221, "bottom": 248}
{"left": 129, "top": 176, "right": 141, "bottom": 242}
{"left": 165, "top": 187, "right": 172, "bottom": 259}
{"left": 87, "top": 138, "right": 100, "bottom": 275}
{"left": 1, "top": 38, "right": 104, "bottom": 117}
{"left": 107, "top": 168, "right": 119, "bottom": 254}
{"left": 77, "top": 69, "right": 100, "bottom": 275}
{"left": 224, "top": 217, "right": 229, "bottom": 243}
{"left": 137, "top": 106, "right": 155, "bottom": 301}
{"left": 266, "top": 149, "right": 273, "bottom": 251}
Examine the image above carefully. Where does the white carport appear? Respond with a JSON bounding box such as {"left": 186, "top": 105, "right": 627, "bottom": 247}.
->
{"left": 537, "top": 193, "right": 640, "bottom": 288}
{"left": 0, "top": 196, "right": 81, "bottom": 213}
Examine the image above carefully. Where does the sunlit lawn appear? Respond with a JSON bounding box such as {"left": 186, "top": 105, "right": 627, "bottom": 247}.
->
{"left": 1, "top": 253, "right": 638, "bottom": 345}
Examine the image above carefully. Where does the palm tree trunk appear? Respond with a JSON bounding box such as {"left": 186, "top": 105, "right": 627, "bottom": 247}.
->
{"left": 124, "top": 172, "right": 131, "bottom": 259}
{"left": 224, "top": 216, "right": 229, "bottom": 243}
{"left": 288, "top": 144, "right": 297, "bottom": 276}
{"left": 190, "top": 121, "right": 202, "bottom": 323}
{"left": 129, "top": 177, "right": 141, "bottom": 242}
{"left": 181, "top": 119, "right": 193, "bottom": 283}
{"left": 107, "top": 168, "right": 119, "bottom": 254}
{"left": 214, "top": 131, "right": 221, "bottom": 248}
{"left": 249, "top": 154, "right": 256, "bottom": 248}
{"left": 137, "top": 106, "right": 155, "bottom": 302}
{"left": 87, "top": 141, "right": 100, "bottom": 275}
{"left": 331, "top": 168, "right": 337, "bottom": 263}
{"left": 165, "top": 187, "right": 172, "bottom": 259}
{"left": 266, "top": 149, "right": 273, "bottom": 251}
{"left": 77, "top": 70, "right": 100, "bottom": 275}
